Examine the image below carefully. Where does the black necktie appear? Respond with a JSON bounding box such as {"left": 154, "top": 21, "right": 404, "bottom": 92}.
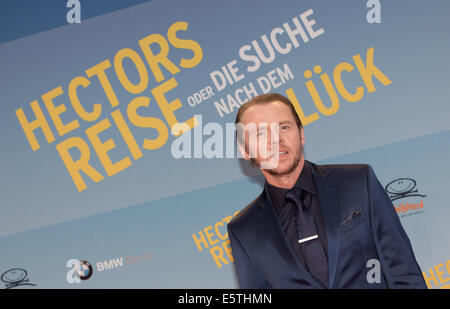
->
{"left": 285, "top": 187, "right": 329, "bottom": 288}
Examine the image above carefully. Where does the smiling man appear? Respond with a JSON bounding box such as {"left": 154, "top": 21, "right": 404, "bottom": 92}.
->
{"left": 227, "top": 93, "right": 426, "bottom": 289}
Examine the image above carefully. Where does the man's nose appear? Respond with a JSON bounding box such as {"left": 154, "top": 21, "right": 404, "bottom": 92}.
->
{"left": 268, "top": 127, "right": 281, "bottom": 151}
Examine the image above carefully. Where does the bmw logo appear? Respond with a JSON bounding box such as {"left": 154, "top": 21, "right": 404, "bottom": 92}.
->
{"left": 75, "top": 260, "right": 93, "bottom": 280}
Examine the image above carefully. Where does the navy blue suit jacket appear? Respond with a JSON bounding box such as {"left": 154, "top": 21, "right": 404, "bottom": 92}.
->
{"left": 227, "top": 163, "right": 426, "bottom": 289}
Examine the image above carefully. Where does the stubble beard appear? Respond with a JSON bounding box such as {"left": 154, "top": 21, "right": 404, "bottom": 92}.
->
{"left": 252, "top": 144, "right": 303, "bottom": 176}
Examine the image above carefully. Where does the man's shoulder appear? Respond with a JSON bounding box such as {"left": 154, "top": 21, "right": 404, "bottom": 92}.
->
{"left": 313, "top": 161, "right": 371, "bottom": 178}
{"left": 228, "top": 193, "right": 264, "bottom": 231}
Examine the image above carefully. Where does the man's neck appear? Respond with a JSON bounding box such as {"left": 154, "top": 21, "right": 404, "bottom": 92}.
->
{"left": 262, "top": 156, "right": 305, "bottom": 189}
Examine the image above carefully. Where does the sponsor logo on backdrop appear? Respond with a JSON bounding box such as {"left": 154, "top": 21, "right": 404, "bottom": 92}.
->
{"left": 192, "top": 211, "right": 240, "bottom": 269}
{"left": 1, "top": 268, "right": 37, "bottom": 289}
{"left": 385, "top": 178, "right": 426, "bottom": 201}
{"left": 66, "top": 259, "right": 93, "bottom": 283}
{"left": 385, "top": 178, "right": 427, "bottom": 218}
{"left": 66, "top": 253, "right": 154, "bottom": 284}
{"left": 422, "top": 259, "right": 450, "bottom": 289}
{"left": 75, "top": 260, "right": 93, "bottom": 280}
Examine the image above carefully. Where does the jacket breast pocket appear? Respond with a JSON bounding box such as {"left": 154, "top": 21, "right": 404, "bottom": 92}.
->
{"left": 339, "top": 208, "right": 366, "bottom": 234}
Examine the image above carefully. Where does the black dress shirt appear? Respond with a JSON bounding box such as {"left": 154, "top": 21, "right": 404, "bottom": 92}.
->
{"left": 266, "top": 160, "right": 328, "bottom": 267}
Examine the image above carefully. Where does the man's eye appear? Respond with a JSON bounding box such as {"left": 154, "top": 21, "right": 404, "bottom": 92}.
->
{"left": 281, "top": 125, "right": 289, "bottom": 130}
{"left": 257, "top": 128, "right": 269, "bottom": 136}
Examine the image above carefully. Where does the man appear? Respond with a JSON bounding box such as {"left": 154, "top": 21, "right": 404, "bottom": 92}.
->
{"left": 227, "top": 93, "right": 426, "bottom": 289}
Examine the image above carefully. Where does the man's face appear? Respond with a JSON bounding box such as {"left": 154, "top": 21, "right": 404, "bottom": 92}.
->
{"left": 238, "top": 101, "right": 304, "bottom": 176}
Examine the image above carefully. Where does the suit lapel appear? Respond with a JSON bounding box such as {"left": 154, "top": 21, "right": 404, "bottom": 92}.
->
{"left": 311, "top": 163, "right": 341, "bottom": 289}
{"left": 256, "top": 184, "right": 324, "bottom": 288}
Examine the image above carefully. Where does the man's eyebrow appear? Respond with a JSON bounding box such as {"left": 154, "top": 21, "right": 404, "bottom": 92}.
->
{"left": 278, "top": 120, "right": 294, "bottom": 125}
{"left": 256, "top": 120, "right": 293, "bottom": 128}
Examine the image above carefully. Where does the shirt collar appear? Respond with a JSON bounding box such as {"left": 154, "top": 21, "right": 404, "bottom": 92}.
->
{"left": 266, "top": 159, "right": 317, "bottom": 210}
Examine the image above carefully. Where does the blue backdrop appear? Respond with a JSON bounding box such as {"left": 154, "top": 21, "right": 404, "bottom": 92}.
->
{"left": 0, "top": 0, "right": 449, "bottom": 288}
